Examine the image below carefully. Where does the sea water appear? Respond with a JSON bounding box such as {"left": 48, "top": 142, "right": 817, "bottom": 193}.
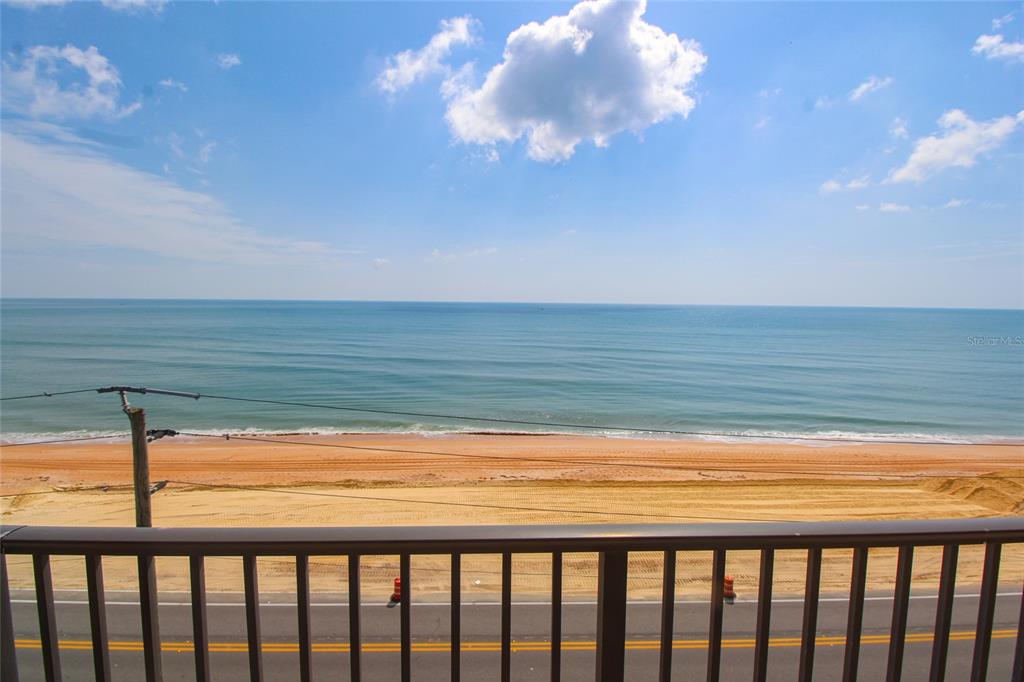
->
{"left": 1, "top": 299, "right": 1021, "bottom": 443}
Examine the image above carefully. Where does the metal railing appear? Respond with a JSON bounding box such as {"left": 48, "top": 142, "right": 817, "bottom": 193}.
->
{"left": 2, "top": 518, "right": 1023, "bottom": 682}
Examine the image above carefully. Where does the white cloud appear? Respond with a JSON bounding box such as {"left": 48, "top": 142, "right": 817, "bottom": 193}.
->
{"left": 814, "top": 96, "right": 836, "bottom": 110}
{"left": 3, "top": 0, "right": 68, "bottom": 7}
{"left": 158, "top": 78, "right": 188, "bottom": 93}
{"left": 1, "top": 124, "right": 346, "bottom": 267}
{"left": 972, "top": 34, "right": 1024, "bottom": 63}
{"left": 754, "top": 116, "right": 770, "bottom": 130}
{"left": 879, "top": 202, "right": 910, "bottom": 212}
{"left": 198, "top": 141, "right": 217, "bottom": 164}
{"left": 941, "top": 198, "right": 968, "bottom": 209}
{"left": 373, "top": 258, "right": 391, "bottom": 269}
{"left": 855, "top": 204, "right": 871, "bottom": 211}
{"left": 758, "top": 88, "right": 782, "bottom": 98}
{"left": 2, "top": 44, "right": 140, "bottom": 120}
{"left": 217, "top": 53, "right": 242, "bottom": 70}
{"left": 848, "top": 75, "right": 893, "bottom": 102}
{"left": 443, "top": 0, "right": 707, "bottom": 162}
{"left": 376, "top": 16, "right": 480, "bottom": 94}
{"left": 992, "top": 11, "right": 1017, "bottom": 31}
{"left": 890, "top": 117, "right": 909, "bottom": 139}
{"left": 888, "top": 109, "right": 1024, "bottom": 183}
{"left": 99, "top": 0, "right": 167, "bottom": 12}
{"left": 426, "top": 247, "right": 498, "bottom": 263}
{"left": 819, "top": 175, "right": 869, "bottom": 193}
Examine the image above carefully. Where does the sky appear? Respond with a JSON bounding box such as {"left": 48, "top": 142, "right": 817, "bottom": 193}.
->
{"left": 1, "top": 0, "right": 1022, "bottom": 307}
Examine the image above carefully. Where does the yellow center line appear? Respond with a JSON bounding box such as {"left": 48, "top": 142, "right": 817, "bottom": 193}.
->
{"left": 13, "top": 629, "right": 1016, "bottom": 654}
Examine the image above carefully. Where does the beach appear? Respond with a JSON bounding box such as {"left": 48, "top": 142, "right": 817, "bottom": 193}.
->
{"left": 3, "top": 434, "right": 1021, "bottom": 598}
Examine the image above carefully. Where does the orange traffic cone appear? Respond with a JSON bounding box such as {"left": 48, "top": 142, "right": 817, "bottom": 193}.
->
{"left": 723, "top": 575, "right": 736, "bottom": 604}
{"left": 391, "top": 577, "right": 402, "bottom": 602}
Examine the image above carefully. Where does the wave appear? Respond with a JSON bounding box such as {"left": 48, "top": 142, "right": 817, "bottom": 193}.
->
{"left": 2, "top": 426, "right": 1021, "bottom": 446}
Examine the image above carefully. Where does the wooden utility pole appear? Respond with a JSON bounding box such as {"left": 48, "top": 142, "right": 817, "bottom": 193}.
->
{"left": 125, "top": 404, "right": 152, "bottom": 528}
{"left": 116, "top": 389, "right": 152, "bottom": 527}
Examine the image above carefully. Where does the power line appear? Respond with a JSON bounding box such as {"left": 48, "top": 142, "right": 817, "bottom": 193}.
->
{"left": 0, "top": 434, "right": 129, "bottom": 447}
{"left": 164, "top": 478, "right": 790, "bottom": 523}
{"left": 178, "top": 432, "right": 1023, "bottom": 481}
{"left": 0, "top": 388, "right": 100, "bottom": 402}
{"left": 3, "top": 384, "right": 1023, "bottom": 447}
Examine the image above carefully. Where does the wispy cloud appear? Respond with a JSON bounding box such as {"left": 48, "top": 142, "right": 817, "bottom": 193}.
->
{"left": 2, "top": 123, "right": 349, "bottom": 267}
{"left": 820, "top": 175, "right": 870, "bottom": 194}
{"left": 888, "top": 109, "right": 1024, "bottom": 183}
{"left": 2, "top": 44, "right": 140, "bottom": 120}
{"left": 158, "top": 78, "right": 188, "bottom": 93}
{"left": 879, "top": 202, "right": 910, "bottom": 212}
{"left": 426, "top": 247, "right": 498, "bottom": 264}
{"left": 99, "top": 0, "right": 167, "bottom": 12}
{"left": 848, "top": 75, "right": 893, "bottom": 102}
{"left": 376, "top": 16, "right": 480, "bottom": 95}
{"left": 890, "top": 117, "right": 909, "bottom": 140}
{"left": 992, "top": 10, "right": 1017, "bottom": 30}
{"left": 216, "top": 53, "right": 242, "bottom": 70}
{"left": 972, "top": 34, "right": 1024, "bottom": 63}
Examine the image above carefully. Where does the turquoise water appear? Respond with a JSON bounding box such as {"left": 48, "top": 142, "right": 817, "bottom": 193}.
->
{"left": 1, "top": 300, "right": 1022, "bottom": 442}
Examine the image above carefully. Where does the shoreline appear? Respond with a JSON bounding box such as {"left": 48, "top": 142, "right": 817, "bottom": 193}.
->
{"left": 4, "top": 428, "right": 1024, "bottom": 447}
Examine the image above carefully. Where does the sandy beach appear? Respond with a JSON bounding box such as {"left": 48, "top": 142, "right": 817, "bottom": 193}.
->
{"left": 2, "top": 434, "right": 1022, "bottom": 598}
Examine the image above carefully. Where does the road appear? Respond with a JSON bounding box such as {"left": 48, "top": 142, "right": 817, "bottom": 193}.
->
{"left": 8, "top": 588, "right": 1022, "bottom": 681}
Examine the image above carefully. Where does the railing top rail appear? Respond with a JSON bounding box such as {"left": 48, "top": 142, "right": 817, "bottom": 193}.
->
{"left": 2, "top": 518, "right": 1022, "bottom": 556}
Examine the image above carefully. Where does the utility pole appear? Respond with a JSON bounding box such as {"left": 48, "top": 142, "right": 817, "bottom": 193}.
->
{"left": 97, "top": 386, "right": 199, "bottom": 528}
{"left": 123, "top": 393, "right": 153, "bottom": 528}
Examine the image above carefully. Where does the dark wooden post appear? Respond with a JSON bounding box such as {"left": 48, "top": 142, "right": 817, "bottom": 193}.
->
{"left": 126, "top": 406, "right": 152, "bottom": 528}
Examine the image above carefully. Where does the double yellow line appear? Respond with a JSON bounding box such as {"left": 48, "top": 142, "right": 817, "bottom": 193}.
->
{"left": 14, "top": 629, "right": 1016, "bottom": 654}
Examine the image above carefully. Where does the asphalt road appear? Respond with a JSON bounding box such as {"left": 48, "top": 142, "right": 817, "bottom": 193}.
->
{"left": 8, "top": 588, "right": 1023, "bottom": 681}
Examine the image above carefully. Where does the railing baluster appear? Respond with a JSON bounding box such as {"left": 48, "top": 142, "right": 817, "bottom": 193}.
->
{"left": 85, "top": 554, "right": 111, "bottom": 682}
{"left": 752, "top": 548, "right": 774, "bottom": 682}
{"left": 243, "top": 555, "right": 263, "bottom": 682}
{"left": 884, "top": 545, "right": 913, "bottom": 682}
{"left": 969, "top": 542, "right": 1001, "bottom": 682}
{"left": 1013, "top": 577, "right": 1024, "bottom": 682}
{"left": 842, "top": 547, "right": 869, "bottom": 682}
{"left": 33, "top": 554, "right": 61, "bottom": 682}
{"left": 451, "top": 553, "right": 461, "bottom": 682}
{"left": 928, "top": 544, "right": 958, "bottom": 682}
{"left": 707, "top": 549, "right": 726, "bottom": 682}
{"left": 189, "top": 555, "right": 210, "bottom": 682}
{"left": 400, "top": 553, "right": 411, "bottom": 682}
{"left": 138, "top": 554, "right": 163, "bottom": 682}
{"left": 2, "top": 553, "right": 19, "bottom": 682}
{"left": 348, "top": 554, "right": 361, "bottom": 682}
{"left": 551, "top": 551, "right": 562, "bottom": 682}
{"left": 797, "top": 547, "right": 822, "bottom": 682}
{"left": 658, "top": 550, "right": 676, "bottom": 682}
{"left": 501, "top": 551, "right": 512, "bottom": 682}
{"left": 595, "top": 550, "right": 628, "bottom": 682}
{"left": 296, "top": 555, "right": 313, "bottom": 682}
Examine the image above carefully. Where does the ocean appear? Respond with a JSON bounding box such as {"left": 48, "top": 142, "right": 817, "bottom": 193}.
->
{"left": 1, "top": 299, "right": 1022, "bottom": 443}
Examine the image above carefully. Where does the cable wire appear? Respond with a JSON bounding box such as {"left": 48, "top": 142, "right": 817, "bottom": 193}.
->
{"left": 3, "top": 385, "right": 1022, "bottom": 447}
{"left": 0, "top": 388, "right": 100, "bottom": 402}
{"left": 0, "top": 434, "right": 129, "bottom": 447}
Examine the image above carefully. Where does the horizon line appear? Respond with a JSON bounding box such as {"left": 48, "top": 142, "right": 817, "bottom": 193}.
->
{"left": 0, "top": 296, "right": 1022, "bottom": 312}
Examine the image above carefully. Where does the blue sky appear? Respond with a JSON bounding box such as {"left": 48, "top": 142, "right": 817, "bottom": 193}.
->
{"left": 1, "top": 0, "right": 1022, "bottom": 307}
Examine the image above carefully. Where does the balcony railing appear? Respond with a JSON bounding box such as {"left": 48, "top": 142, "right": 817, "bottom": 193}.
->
{"left": 2, "top": 518, "right": 1023, "bottom": 682}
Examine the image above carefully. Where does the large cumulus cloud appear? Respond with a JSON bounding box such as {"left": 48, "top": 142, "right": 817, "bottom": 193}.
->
{"left": 443, "top": 0, "right": 706, "bottom": 162}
